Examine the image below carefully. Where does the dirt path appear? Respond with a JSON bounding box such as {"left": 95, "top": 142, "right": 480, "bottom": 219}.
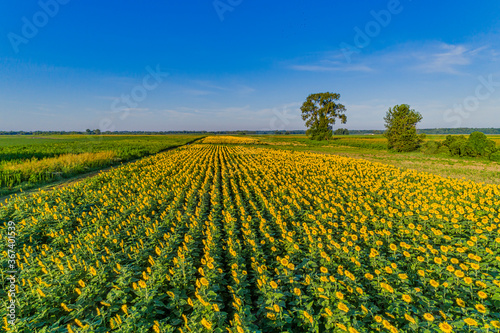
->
{"left": 0, "top": 139, "right": 201, "bottom": 205}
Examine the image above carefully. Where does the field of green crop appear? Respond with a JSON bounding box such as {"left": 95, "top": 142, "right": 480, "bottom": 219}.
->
{"left": 0, "top": 135, "right": 202, "bottom": 196}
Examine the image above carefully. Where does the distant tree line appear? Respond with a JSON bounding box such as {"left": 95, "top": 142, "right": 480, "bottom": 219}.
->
{"left": 2, "top": 128, "right": 500, "bottom": 136}
{"left": 0, "top": 130, "right": 213, "bottom": 135}
{"left": 347, "top": 130, "right": 385, "bottom": 135}
{"left": 334, "top": 128, "right": 349, "bottom": 135}
{"left": 0, "top": 130, "right": 307, "bottom": 135}
{"left": 417, "top": 128, "right": 500, "bottom": 135}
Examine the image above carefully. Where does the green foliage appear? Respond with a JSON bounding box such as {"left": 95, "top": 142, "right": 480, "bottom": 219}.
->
{"left": 300, "top": 92, "right": 347, "bottom": 141}
{"left": 467, "top": 131, "right": 496, "bottom": 157}
{"left": 442, "top": 132, "right": 497, "bottom": 158}
{"left": 421, "top": 141, "right": 441, "bottom": 154}
{"left": 334, "top": 128, "right": 349, "bottom": 135}
{"left": 448, "top": 136, "right": 469, "bottom": 156}
{"left": 442, "top": 135, "right": 466, "bottom": 149}
{"left": 417, "top": 127, "right": 500, "bottom": 135}
{"left": 383, "top": 104, "right": 423, "bottom": 152}
{"left": 490, "top": 151, "right": 500, "bottom": 162}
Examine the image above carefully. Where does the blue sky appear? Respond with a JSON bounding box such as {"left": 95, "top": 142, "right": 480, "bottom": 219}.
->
{"left": 1, "top": 0, "right": 500, "bottom": 131}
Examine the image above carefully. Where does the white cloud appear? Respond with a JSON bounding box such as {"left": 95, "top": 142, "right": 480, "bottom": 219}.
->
{"left": 288, "top": 39, "right": 497, "bottom": 77}
{"left": 27, "top": 111, "right": 57, "bottom": 117}
{"left": 161, "top": 105, "right": 251, "bottom": 117}
{"left": 191, "top": 80, "right": 227, "bottom": 91}
{"left": 94, "top": 95, "right": 120, "bottom": 101}
{"left": 413, "top": 43, "right": 487, "bottom": 74}
{"left": 106, "top": 107, "right": 150, "bottom": 116}
{"left": 182, "top": 89, "right": 212, "bottom": 96}
{"left": 188, "top": 80, "right": 255, "bottom": 95}
{"left": 290, "top": 64, "right": 372, "bottom": 72}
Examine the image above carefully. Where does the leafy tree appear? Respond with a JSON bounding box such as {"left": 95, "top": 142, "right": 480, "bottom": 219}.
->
{"left": 384, "top": 104, "right": 424, "bottom": 152}
{"left": 467, "top": 131, "right": 496, "bottom": 157}
{"left": 443, "top": 135, "right": 466, "bottom": 149}
{"left": 334, "top": 128, "right": 349, "bottom": 135}
{"left": 85, "top": 129, "right": 92, "bottom": 135}
{"left": 94, "top": 129, "right": 101, "bottom": 135}
{"left": 301, "top": 92, "right": 346, "bottom": 141}
{"left": 421, "top": 140, "right": 442, "bottom": 154}
{"left": 490, "top": 151, "right": 500, "bottom": 162}
{"left": 444, "top": 132, "right": 497, "bottom": 158}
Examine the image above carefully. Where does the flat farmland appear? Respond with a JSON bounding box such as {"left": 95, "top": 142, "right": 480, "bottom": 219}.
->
{"left": 249, "top": 135, "right": 500, "bottom": 185}
{"left": 2, "top": 140, "right": 499, "bottom": 332}
{"left": 0, "top": 135, "right": 202, "bottom": 196}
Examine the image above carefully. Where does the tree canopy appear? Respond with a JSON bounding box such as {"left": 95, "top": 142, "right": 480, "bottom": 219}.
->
{"left": 383, "top": 104, "right": 423, "bottom": 152}
{"left": 300, "top": 92, "right": 347, "bottom": 141}
{"left": 334, "top": 128, "right": 349, "bottom": 135}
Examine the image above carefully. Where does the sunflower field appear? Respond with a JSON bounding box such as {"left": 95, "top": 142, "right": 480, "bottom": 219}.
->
{"left": 200, "top": 136, "right": 261, "bottom": 145}
{"left": 1, "top": 141, "right": 500, "bottom": 332}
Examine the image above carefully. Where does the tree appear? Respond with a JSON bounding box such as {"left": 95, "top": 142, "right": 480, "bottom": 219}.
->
{"left": 301, "top": 92, "right": 347, "bottom": 141}
{"left": 383, "top": 104, "right": 424, "bottom": 152}
{"left": 444, "top": 132, "right": 497, "bottom": 158}
{"left": 94, "top": 129, "right": 101, "bottom": 135}
{"left": 334, "top": 128, "right": 349, "bottom": 135}
{"left": 467, "top": 131, "right": 496, "bottom": 157}
{"left": 86, "top": 129, "right": 92, "bottom": 135}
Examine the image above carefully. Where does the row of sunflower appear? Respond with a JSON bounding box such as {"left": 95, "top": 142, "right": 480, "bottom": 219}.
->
{"left": 1, "top": 141, "right": 500, "bottom": 332}
{"left": 200, "top": 137, "right": 260, "bottom": 145}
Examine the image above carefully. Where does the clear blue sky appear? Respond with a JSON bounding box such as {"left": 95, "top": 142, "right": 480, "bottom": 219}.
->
{"left": 1, "top": 0, "right": 500, "bottom": 131}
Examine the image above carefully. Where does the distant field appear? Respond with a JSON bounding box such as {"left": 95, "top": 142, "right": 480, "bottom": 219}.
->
{"left": 245, "top": 134, "right": 500, "bottom": 185}
{"left": 0, "top": 135, "right": 202, "bottom": 195}
{"left": 1, "top": 133, "right": 498, "bottom": 196}
{"left": 252, "top": 134, "right": 500, "bottom": 150}
{"left": 254, "top": 134, "right": 388, "bottom": 150}
{"left": 200, "top": 136, "right": 260, "bottom": 144}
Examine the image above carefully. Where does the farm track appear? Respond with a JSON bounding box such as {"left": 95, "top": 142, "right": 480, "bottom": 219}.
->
{"left": 1, "top": 143, "right": 500, "bottom": 332}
